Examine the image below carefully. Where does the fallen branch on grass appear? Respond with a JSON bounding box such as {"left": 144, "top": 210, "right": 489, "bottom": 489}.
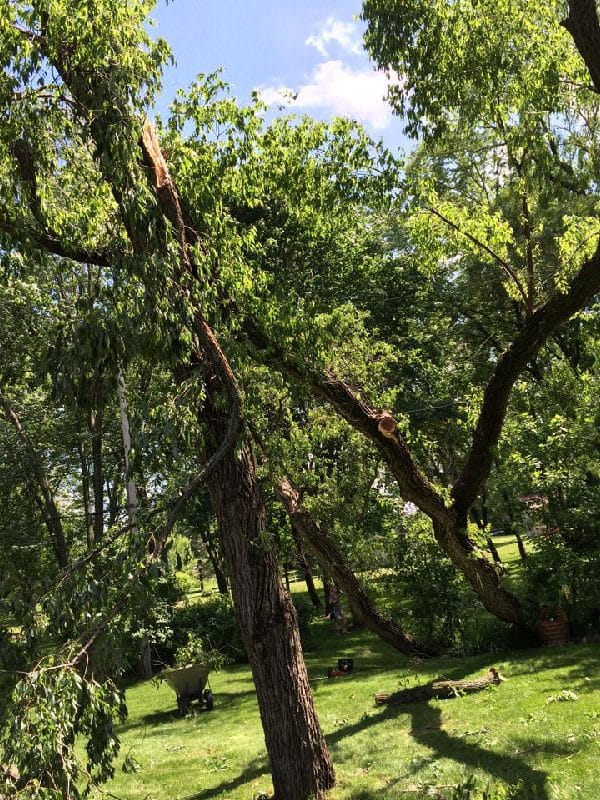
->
{"left": 374, "top": 668, "right": 504, "bottom": 706}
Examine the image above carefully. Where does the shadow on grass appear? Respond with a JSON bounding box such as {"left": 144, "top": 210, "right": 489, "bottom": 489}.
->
{"left": 328, "top": 700, "right": 549, "bottom": 799}
{"left": 181, "top": 696, "right": 550, "bottom": 800}
{"left": 182, "top": 755, "right": 270, "bottom": 800}
{"left": 120, "top": 688, "right": 258, "bottom": 733}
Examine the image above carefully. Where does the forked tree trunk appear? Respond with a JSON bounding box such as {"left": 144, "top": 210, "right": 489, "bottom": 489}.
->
{"left": 432, "top": 520, "right": 524, "bottom": 626}
{"left": 206, "top": 437, "right": 334, "bottom": 800}
{"left": 276, "top": 478, "right": 435, "bottom": 657}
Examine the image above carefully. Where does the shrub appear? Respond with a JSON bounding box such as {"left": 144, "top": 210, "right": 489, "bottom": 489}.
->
{"left": 160, "top": 591, "right": 318, "bottom": 666}
{"left": 173, "top": 570, "right": 198, "bottom": 596}
{"left": 386, "top": 513, "right": 515, "bottom": 655}
{"left": 522, "top": 532, "right": 600, "bottom": 636}
{"left": 173, "top": 632, "right": 231, "bottom": 670}
{"left": 167, "top": 595, "right": 245, "bottom": 663}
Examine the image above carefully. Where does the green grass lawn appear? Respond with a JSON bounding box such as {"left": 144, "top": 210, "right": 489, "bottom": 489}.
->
{"left": 102, "top": 599, "right": 600, "bottom": 800}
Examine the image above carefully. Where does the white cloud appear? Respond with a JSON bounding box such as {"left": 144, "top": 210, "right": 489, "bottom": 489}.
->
{"left": 258, "top": 61, "right": 401, "bottom": 131}
{"left": 305, "top": 17, "right": 362, "bottom": 58}
{"left": 258, "top": 85, "right": 294, "bottom": 106}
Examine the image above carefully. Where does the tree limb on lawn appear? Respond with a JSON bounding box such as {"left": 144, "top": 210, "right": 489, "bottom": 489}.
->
{"left": 374, "top": 668, "right": 504, "bottom": 706}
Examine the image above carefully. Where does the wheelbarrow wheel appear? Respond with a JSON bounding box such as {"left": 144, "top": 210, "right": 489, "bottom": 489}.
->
{"left": 203, "top": 689, "right": 214, "bottom": 711}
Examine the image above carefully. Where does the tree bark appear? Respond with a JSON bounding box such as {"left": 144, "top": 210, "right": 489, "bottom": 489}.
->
{"left": 206, "top": 441, "right": 335, "bottom": 800}
{"left": 276, "top": 477, "right": 435, "bottom": 657}
{"left": 562, "top": 0, "right": 600, "bottom": 93}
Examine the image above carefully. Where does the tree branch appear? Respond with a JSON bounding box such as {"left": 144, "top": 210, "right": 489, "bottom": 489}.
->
{"left": 276, "top": 476, "right": 435, "bottom": 657}
{"left": 452, "top": 239, "right": 600, "bottom": 515}
{"left": 243, "top": 318, "right": 453, "bottom": 527}
{"left": 424, "top": 205, "right": 530, "bottom": 308}
{"left": 0, "top": 384, "right": 69, "bottom": 567}
{"left": 137, "top": 122, "right": 244, "bottom": 556}
{"left": 0, "top": 217, "right": 114, "bottom": 267}
{"left": 521, "top": 193, "right": 536, "bottom": 315}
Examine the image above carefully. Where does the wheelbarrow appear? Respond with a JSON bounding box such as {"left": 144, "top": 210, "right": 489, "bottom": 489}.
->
{"left": 163, "top": 663, "right": 214, "bottom": 714}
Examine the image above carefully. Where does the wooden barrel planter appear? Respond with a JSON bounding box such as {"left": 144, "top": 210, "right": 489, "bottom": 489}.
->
{"left": 537, "top": 607, "right": 569, "bottom": 646}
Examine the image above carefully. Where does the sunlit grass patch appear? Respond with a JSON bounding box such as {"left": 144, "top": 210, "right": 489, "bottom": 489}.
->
{"left": 102, "top": 603, "right": 600, "bottom": 800}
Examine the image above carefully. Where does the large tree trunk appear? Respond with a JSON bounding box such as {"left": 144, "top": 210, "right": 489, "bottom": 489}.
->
{"left": 207, "top": 441, "right": 335, "bottom": 800}
{"left": 9, "top": 43, "right": 331, "bottom": 798}
{"left": 276, "top": 478, "right": 435, "bottom": 657}
{"left": 562, "top": 0, "right": 600, "bottom": 93}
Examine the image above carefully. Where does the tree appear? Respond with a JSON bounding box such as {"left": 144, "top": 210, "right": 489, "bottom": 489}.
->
{"left": 0, "top": 4, "right": 333, "bottom": 798}
{"left": 237, "top": 0, "right": 600, "bottom": 629}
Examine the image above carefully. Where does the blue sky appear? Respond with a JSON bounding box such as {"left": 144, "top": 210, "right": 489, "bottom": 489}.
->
{"left": 150, "top": 0, "right": 408, "bottom": 151}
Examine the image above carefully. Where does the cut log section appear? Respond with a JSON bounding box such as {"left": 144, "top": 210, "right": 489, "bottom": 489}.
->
{"left": 374, "top": 668, "right": 504, "bottom": 706}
